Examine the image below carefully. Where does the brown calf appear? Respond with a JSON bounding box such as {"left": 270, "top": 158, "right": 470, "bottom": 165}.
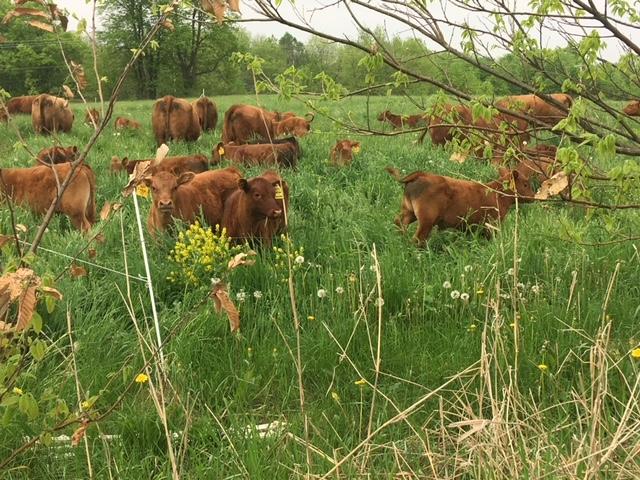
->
{"left": 111, "top": 154, "right": 209, "bottom": 176}
{"left": 115, "top": 116, "right": 141, "bottom": 130}
{"left": 222, "top": 171, "right": 288, "bottom": 246}
{"left": 32, "top": 94, "right": 74, "bottom": 134}
{"left": 151, "top": 95, "right": 201, "bottom": 146}
{"left": 378, "top": 110, "right": 426, "bottom": 129}
{"left": 37, "top": 145, "right": 79, "bottom": 165}
{"left": 222, "top": 104, "right": 312, "bottom": 144}
{"left": 85, "top": 108, "right": 101, "bottom": 127}
{"left": 330, "top": 139, "right": 361, "bottom": 166}
{"left": 7, "top": 96, "right": 37, "bottom": 114}
{"left": 497, "top": 93, "right": 572, "bottom": 127}
{"left": 0, "top": 163, "right": 96, "bottom": 231}
{"left": 211, "top": 137, "right": 300, "bottom": 168}
{"left": 386, "top": 167, "right": 533, "bottom": 246}
{"left": 623, "top": 100, "right": 640, "bottom": 117}
{"left": 144, "top": 167, "right": 242, "bottom": 233}
{"left": 192, "top": 96, "right": 218, "bottom": 131}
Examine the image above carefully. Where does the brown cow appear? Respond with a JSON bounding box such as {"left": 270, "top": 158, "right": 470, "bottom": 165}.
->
{"left": 111, "top": 154, "right": 209, "bottom": 176}
{"left": 386, "top": 166, "right": 533, "bottom": 246}
{"left": 7, "top": 96, "right": 37, "bottom": 115}
{"left": 330, "top": 139, "right": 361, "bottom": 166}
{"left": 151, "top": 95, "right": 202, "bottom": 146}
{"left": 378, "top": 111, "right": 426, "bottom": 129}
{"left": 211, "top": 137, "right": 300, "bottom": 168}
{"left": 192, "top": 96, "right": 218, "bottom": 132}
{"left": 84, "top": 108, "right": 101, "bottom": 127}
{"left": 222, "top": 171, "right": 288, "bottom": 246}
{"left": 257, "top": 170, "right": 290, "bottom": 240}
{"left": 222, "top": 104, "right": 313, "bottom": 144}
{"left": 0, "top": 163, "right": 96, "bottom": 231}
{"left": 37, "top": 145, "right": 79, "bottom": 165}
{"left": 623, "top": 100, "right": 640, "bottom": 117}
{"left": 32, "top": 94, "right": 74, "bottom": 134}
{"left": 143, "top": 167, "right": 242, "bottom": 233}
{"left": 497, "top": 93, "right": 572, "bottom": 126}
{"left": 115, "top": 116, "right": 141, "bottom": 130}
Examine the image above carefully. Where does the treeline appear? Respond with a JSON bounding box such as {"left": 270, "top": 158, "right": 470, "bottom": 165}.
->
{"left": 0, "top": 0, "right": 636, "bottom": 101}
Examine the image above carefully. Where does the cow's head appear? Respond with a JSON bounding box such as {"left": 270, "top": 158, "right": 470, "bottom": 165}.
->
{"left": 238, "top": 176, "right": 282, "bottom": 219}
{"left": 211, "top": 142, "right": 225, "bottom": 165}
{"left": 144, "top": 171, "right": 195, "bottom": 216}
{"left": 623, "top": 100, "right": 640, "bottom": 116}
{"left": 63, "top": 146, "right": 79, "bottom": 161}
{"left": 498, "top": 169, "right": 534, "bottom": 200}
{"left": 377, "top": 110, "right": 390, "bottom": 121}
{"left": 277, "top": 116, "right": 311, "bottom": 138}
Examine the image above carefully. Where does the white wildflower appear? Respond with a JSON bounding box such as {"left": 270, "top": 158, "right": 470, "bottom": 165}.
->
{"left": 464, "top": 265, "right": 473, "bottom": 273}
{"left": 294, "top": 255, "right": 304, "bottom": 265}
{"left": 335, "top": 286, "right": 344, "bottom": 294}
{"left": 443, "top": 281, "right": 452, "bottom": 289}
{"left": 253, "top": 291, "right": 263, "bottom": 300}
{"left": 211, "top": 277, "right": 221, "bottom": 286}
{"left": 450, "top": 290, "right": 460, "bottom": 299}
{"left": 460, "top": 292, "right": 470, "bottom": 302}
{"left": 236, "top": 290, "right": 246, "bottom": 302}
{"left": 317, "top": 289, "right": 327, "bottom": 299}
{"left": 374, "top": 297, "right": 385, "bottom": 307}
{"left": 531, "top": 284, "right": 541, "bottom": 295}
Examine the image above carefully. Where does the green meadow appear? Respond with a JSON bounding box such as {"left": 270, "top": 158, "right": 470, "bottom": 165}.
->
{"left": 1, "top": 95, "right": 639, "bottom": 478}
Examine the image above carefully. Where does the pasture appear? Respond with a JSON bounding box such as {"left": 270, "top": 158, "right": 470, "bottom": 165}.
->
{"left": 1, "top": 94, "right": 639, "bottom": 478}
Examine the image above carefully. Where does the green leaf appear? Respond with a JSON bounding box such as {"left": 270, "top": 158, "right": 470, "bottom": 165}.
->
{"left": 18, "top": 393, "right": 39, "bottom": 420}
{"left": 76, "top": 19, "right": 87, "bottom": 34}
{"left": 1, "top": 394, "right": 20, "bottom": 407}
{"left": 32, "top": 311, "right": 43, "bottom": 332}
{"left": 30, "top": 338, "right": 46, "bottom": 361}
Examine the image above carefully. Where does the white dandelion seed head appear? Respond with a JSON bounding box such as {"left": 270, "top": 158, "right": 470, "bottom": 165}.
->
{"left": 317, "top": 289, "right": 327, "bottom": 299}
{"left": 460, "top": 293, "right": 470, "bottom": 302}
{"left": 450, "top": 290, "right": 461, "bottom": 299}
{"left": 253, "top": 290, "right": 263, "bottom": 299}
{"left": 211, "top": 277, "right": 221, "bottom": 285}
{"left": 294, "top": 255, "right": 305, "bottom": 264}
{"left": 443, "top": 281, "right": 452, "bottom": 289}
{"left": 507, "top": 268, "right": 515, "bottom": 276}
{"left": 464, "top": 265, "right": 473, "bottom": 272}
{"left": 531, "top": 284, "right": 541, "bottom": 294}
{"left": 374, "top": 297, "right": 385, "bottom": 307}
{"left": 335, "top": 286, "right": 345, "bottom": 294}
{"left": 236, "top": 290, "right": 246, "bottom": 302}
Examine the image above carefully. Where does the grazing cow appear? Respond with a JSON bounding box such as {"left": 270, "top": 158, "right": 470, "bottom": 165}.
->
{"left": 497, "top": 93, "right": 572, "bottom": 126}
{"left": 32, "top": 94, "right": 74, "bottom": 134}
{"left": 84, "top": 108, "right": 101, "bottom": 127}
{"left": 151, "top": 95, "right": 201, "bottom": 146}
{"left": 37, "top": 145, "right": 79, "bottom": 165}
{"left": 211, "top": 137, "right": 300, "bottom": 168}
{"left": 143, "top": 167, "right": 242, "bottom": 233}
{"left": 623, "top": 100, "right": 640, "bottom": 117}
{"left": 222, "top": 171, "right": 289, "bottom": 246}
{"left": 386, "top": 166, "right": 533, "bottom": 246}
{"left": 330, "top": 139, "right": 361, "bottom": 166}
{"left": 110, "top": 154, "right": 209, "bottom": 176}
{"left": 0, "top": 163, "right": 96, "bottom": 231}
{"left": 115, "top": 116, "right": 141, "bottom": 130}
{"left": 222, "top": 104, "right": 313, "bottom": 144}
{"left": 7, "top": 96, "right": 37, "bottom": 115}
{"left": 378, "top": 111, "right": 426, "bottom": 129}
{"left": 192, "top": 96, "right": 218, "bottom": 132}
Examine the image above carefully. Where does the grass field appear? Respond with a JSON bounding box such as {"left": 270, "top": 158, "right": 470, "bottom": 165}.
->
{"left": 1, "top": 94, "right": 640, "bottom": 478}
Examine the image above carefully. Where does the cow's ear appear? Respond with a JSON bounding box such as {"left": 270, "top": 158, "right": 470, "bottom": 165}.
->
{"left": 511, "top": 170, "right": 520, "bottom": 180}
{"left": 177, "top": 172, "right": 196, "bottom": 186}
{"left": 121, "top": 157, "right": 129, "bottom": 167}
{"left": 71, "top": 146, "right": 78, "bottom": 154}
{"left": 238, "top": 178, "right": 250, "bottom": 192}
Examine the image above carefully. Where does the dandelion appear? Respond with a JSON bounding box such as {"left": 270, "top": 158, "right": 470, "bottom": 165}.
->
{"left": 331, "top": 391, "right": 341, "bottom": 404}
{"left": 307, "top": 315, "right": 315, "bottom": 321}
{"left": 81, "top": 401, "right": 91, "bottom": 410}
{"left": 631, "top": 348, "right": 640, "bottom": 359}
{"left": 253, "top": 290, "right": 263, "bottom": 300}
{"left": 507, "top": 268, "right": 515, "bottom": 276}
{"left": 538, "top": 364, "right": 548, "bottom": 372}
{"left": 317, "top": 289, "right": 327, "bottom": 299}
{"left": 335, "top": 286, "right": 344, "bottom": 294}
{"left": 348, "top": 273, "right": 357, "bottom": 283}
{"left": 236, "top": 290, "right": 246, "bottom": 302}
{"left": 460, "top": 292, "right": 470, "bottom": 302}
{"left": 464, "top": 265, "right": 473, "bottom": 272}
{"left": 476, "top": 288, "right": 485, "bottom": 295}
{"left": 354, "top": 378, "right": 367, "bottom": 387}
{"left": 211, "top": 277, "right": 221, "bottom": 285}
{"left": 135, "top": 373, "right": 149, "bottom": 384}
{"left": 443, "top": 281, "right": 452, "bottom": 289}
{"left": 531, "top": 284, "right": 541, "bottom": 295}
{"left": 467, "top": 324, "right": 477, "bottom": 331}
{"left": 516, "top": 282, "right": 525, "bottom": 289}
{"left": 294, "top": 255, "right": 305, "bottom": 265}
{"left": 450, "top": 290, "right": 460, "bottom": 299}
{"left": 12, "top": 387, "right": 23, "bottom": 395}
{"left": 374, "top": 297, "right": 385, "bottom": 307}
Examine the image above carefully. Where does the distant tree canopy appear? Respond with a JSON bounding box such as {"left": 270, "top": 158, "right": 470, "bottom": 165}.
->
{"left": 0, "top": 0, "right": 636, "bottom": 101}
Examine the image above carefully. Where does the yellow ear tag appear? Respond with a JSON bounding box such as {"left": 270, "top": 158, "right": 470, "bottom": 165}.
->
{"left": 352, "top": 145, "right": 361, "bottom": 154}
{"left": 218, "top": 147, "right": 225, "bottom": 156}
{"left": 136, "top": 184, "right": 150, "bottom": 198}
{"left": 274, "top": 185, "right": 284, "bottom": 200}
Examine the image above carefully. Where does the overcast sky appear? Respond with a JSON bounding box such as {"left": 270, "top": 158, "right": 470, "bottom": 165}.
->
{"left": 57, "top": 0, "right": 632, "bottom": 61}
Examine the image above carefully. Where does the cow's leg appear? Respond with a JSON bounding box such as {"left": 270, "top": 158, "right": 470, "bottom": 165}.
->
{"left": 69, "top": 212, "right": 91, "bottom": 232}
{"left": 395, "top": 198, "right": 416, "bottom": 232}
{"left": 412, "top": 205, "right": 437, "bottom": 247}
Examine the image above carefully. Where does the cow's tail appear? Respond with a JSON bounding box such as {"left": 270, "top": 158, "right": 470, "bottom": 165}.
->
{"left": 38, "top": 95, "right": 47, "bottom": 133}
{"left": 416, "top": 114, "right": 432, "bottom": 144}
{"left": 385, "top": 166, "right": 403, "bottom": 181}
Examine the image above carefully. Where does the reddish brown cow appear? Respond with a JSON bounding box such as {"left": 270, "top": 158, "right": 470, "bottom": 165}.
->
{"left": 211, "top": 137, "right": 300, "bottom": 168}
{"left": 257, "top": 170, "right": 290, "bottom": 240}
{"left": 330, "top": 139, "right": 361, "bottom": 166}
{"left": 37, "top": 145, "right": 78, "bottom": 165}
{"left": 32, "top": 94, "right": 74, "bottom": 134}
{"left": 85, "top": 108, "right": 101, "bottom": 127}
{"left": 623, "top": 100, "right": 640, "bottom": 116}
{"left": 111, "top": 154, "right": 209, "bottom": 175}
{"left": 386, "top": 166, "right": 533, "bottom": 246}
{"left": 192, "top": 96, "right": 218, "bottom": 132}
{"left": 497, "top": 93, "right": 572, "bottom": 126}
{"left": 151, "top": 95, "right": 202, "bottom": 146}
{"left": 7, "top": 96, "right": 37, "bottom": 114}
{"left": 144, "top": 167, "right": 242, "bottom": 233}
{"left": 222, "top": 171, "right": 289, "bottom": 246}
{"left": 115, "top": 116, "right": 141, "bottom": 130}
{"left": 378, "top": 111, "right": 427, "bottom": 129}
{"left": 222, "top": 104, "right": 313, "bottom": 144}
{"left": 0, "top": 163, "right": 96, "bottom": 231}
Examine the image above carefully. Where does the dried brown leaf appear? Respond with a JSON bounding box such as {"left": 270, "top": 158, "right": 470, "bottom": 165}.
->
{"left": 99, "top": 202, "right": 112, "bottom": 221}
{"left": 87, "top": 248, "right": 97, "bottom": 259}
{"left": 13, "top": 7, "right": 49, "bottom": 18}
{"left": 70, "top": 61, "right": 87, "bottom": 90}
{"left": 227, "top": 251, "right": 256, "bottom": 270}
{"left": 70, "top": 264, "right": 87, "bottom": 279}
{"left": 62, "top": 85, "right": 74, "bottom": 99}
{"left": 15, "top": 224, "right": 27, "bottom": 233}
{"left": 27, "top": 19, "right": 54, "bottom": 32}
{"left": 228, "top": 0, "right": 240, "bottom": 13}
{"left": 535, "top": 171, "right": 569, "bottom": 200}
{"left": 94, "top": 233, "right": 106, "bottom": 244}
{"left": 122, "top": 161, "right": 152, "bottom": 197}
{"left": 154, "top": 143, "right": 170, "bottom": 165}
{"left": 16, "top": 285, "right": 36, "bottom": 331}
{"left": 71, "top": 419, "right": 89, "bottom": 447}
{"left": 202, "top": 0, "right": 226, "bottom": 23}
{"left": 0, "top": 234, "right": 12, "bottom": 249}
{"left": 450, "top": 151, "right": 467, "bottom": 164}
{"left": 40, "top": 286, "right": 62, "bottom": 301}
{"left": 161, "top": 19, "right": 175, "bottom": 31}
{"left": 210, "top": 283, "right": 240, "bottom": 333}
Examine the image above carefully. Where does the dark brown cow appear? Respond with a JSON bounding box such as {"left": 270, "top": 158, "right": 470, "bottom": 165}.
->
{"left": 192, "top": 97, "right": 218, "bottom": 132}
{"left": 378, "top": 111, "right": 427, "bottom": 129}
{"left": 85, "top": 108, "right": 101, "bottom": 127}
{"left": 0, "top": 163, "right": 96, "bottom": 231}
{"left": 497, "top": 93, "right": 572, "bottom": 126}
{"left": 32, "top": 94, "right": 74, "bottom": 134}
{"left": 7, "top": 96, "right": 37, "bottom": 114}
{"left": 37, "top": 145, "right": 78, "bottom": 165}
{"left": 211, "top": 137, "right": 300, "bottom": 168}
{"left": 115, "top": 116, "right": 141, "bottom": 130}
{"left": 111, "top": 154, "right": 209, "bottom": 176}
{"left": 623, "top": 100, "right": 640, "bottom": 117}
{"left": 151, "top": 95, "right": 201, "bottom": 146}
{"left": 386, "top": 166, "right": 533, "bottom": 246}
{"left": 330, "top": 139, "right": 361, "bottom": 166}
{"left": 222, "top": 171, "right": 288, "bottom": 246}
{"left": 143, "top": 167, "right": 242, "bottom": 233}
{"left": 222, "top": 104, "right": 313, "bottom": 144}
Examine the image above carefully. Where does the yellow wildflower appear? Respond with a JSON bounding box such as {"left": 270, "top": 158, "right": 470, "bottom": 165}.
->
{"left": 81, "top": 400, "right": 91, "bottom": 410}
{"left": 135, "top": 373, "right": 149, "bottom": 384}
{"left": 538, "top": 364, "right": 548, "bottom": 372}
{"left": 12, "top": 387, "right": 23, "bottom": 395}
{"left": 354, "top": 378, "right": 366, "bottom": 387}
{"left": 476, "top": 288, "right": 484, "bottom": 295}
{"left": 331, "top": 391, "right": 341, "bottom": 404}
{"left": 307, "top": 315, "right": 315, "bottom": 321}
{"left": 631, "top": 348, "right": 640, "bottom": 359}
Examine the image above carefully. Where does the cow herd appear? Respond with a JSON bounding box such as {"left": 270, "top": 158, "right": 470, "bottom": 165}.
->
{"left": 0, "top": 92, "right": 639, "bottom": 248}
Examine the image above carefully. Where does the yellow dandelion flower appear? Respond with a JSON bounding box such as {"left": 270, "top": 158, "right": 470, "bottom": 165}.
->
{"left": 354, "top": 378, "right": 367, "bottom": 387}
{"left": 331, "top": 391, "right": 341, "bottom": 404}
{"left": 135, "top": 373, "right": 149, "bottom": 384}
{"left": 538, "top": 364, "right": 548, "bottom": 372}
{"left": 12, "top": 387, "right": 23, "bottom": 395}
{"left": 631, "top": 348, "right": 640, "bottom": 359}
{"left": 307, "top": 315, "right": 315, "bottom": 321}
{"left": 476, "top": 288, "right": 484, "bottom": 295}
{"left": 468, "top": 324, "right": 477, "bottom": 331}
{"left": 81, "top": 400, "right": 91, "bottom": 410}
